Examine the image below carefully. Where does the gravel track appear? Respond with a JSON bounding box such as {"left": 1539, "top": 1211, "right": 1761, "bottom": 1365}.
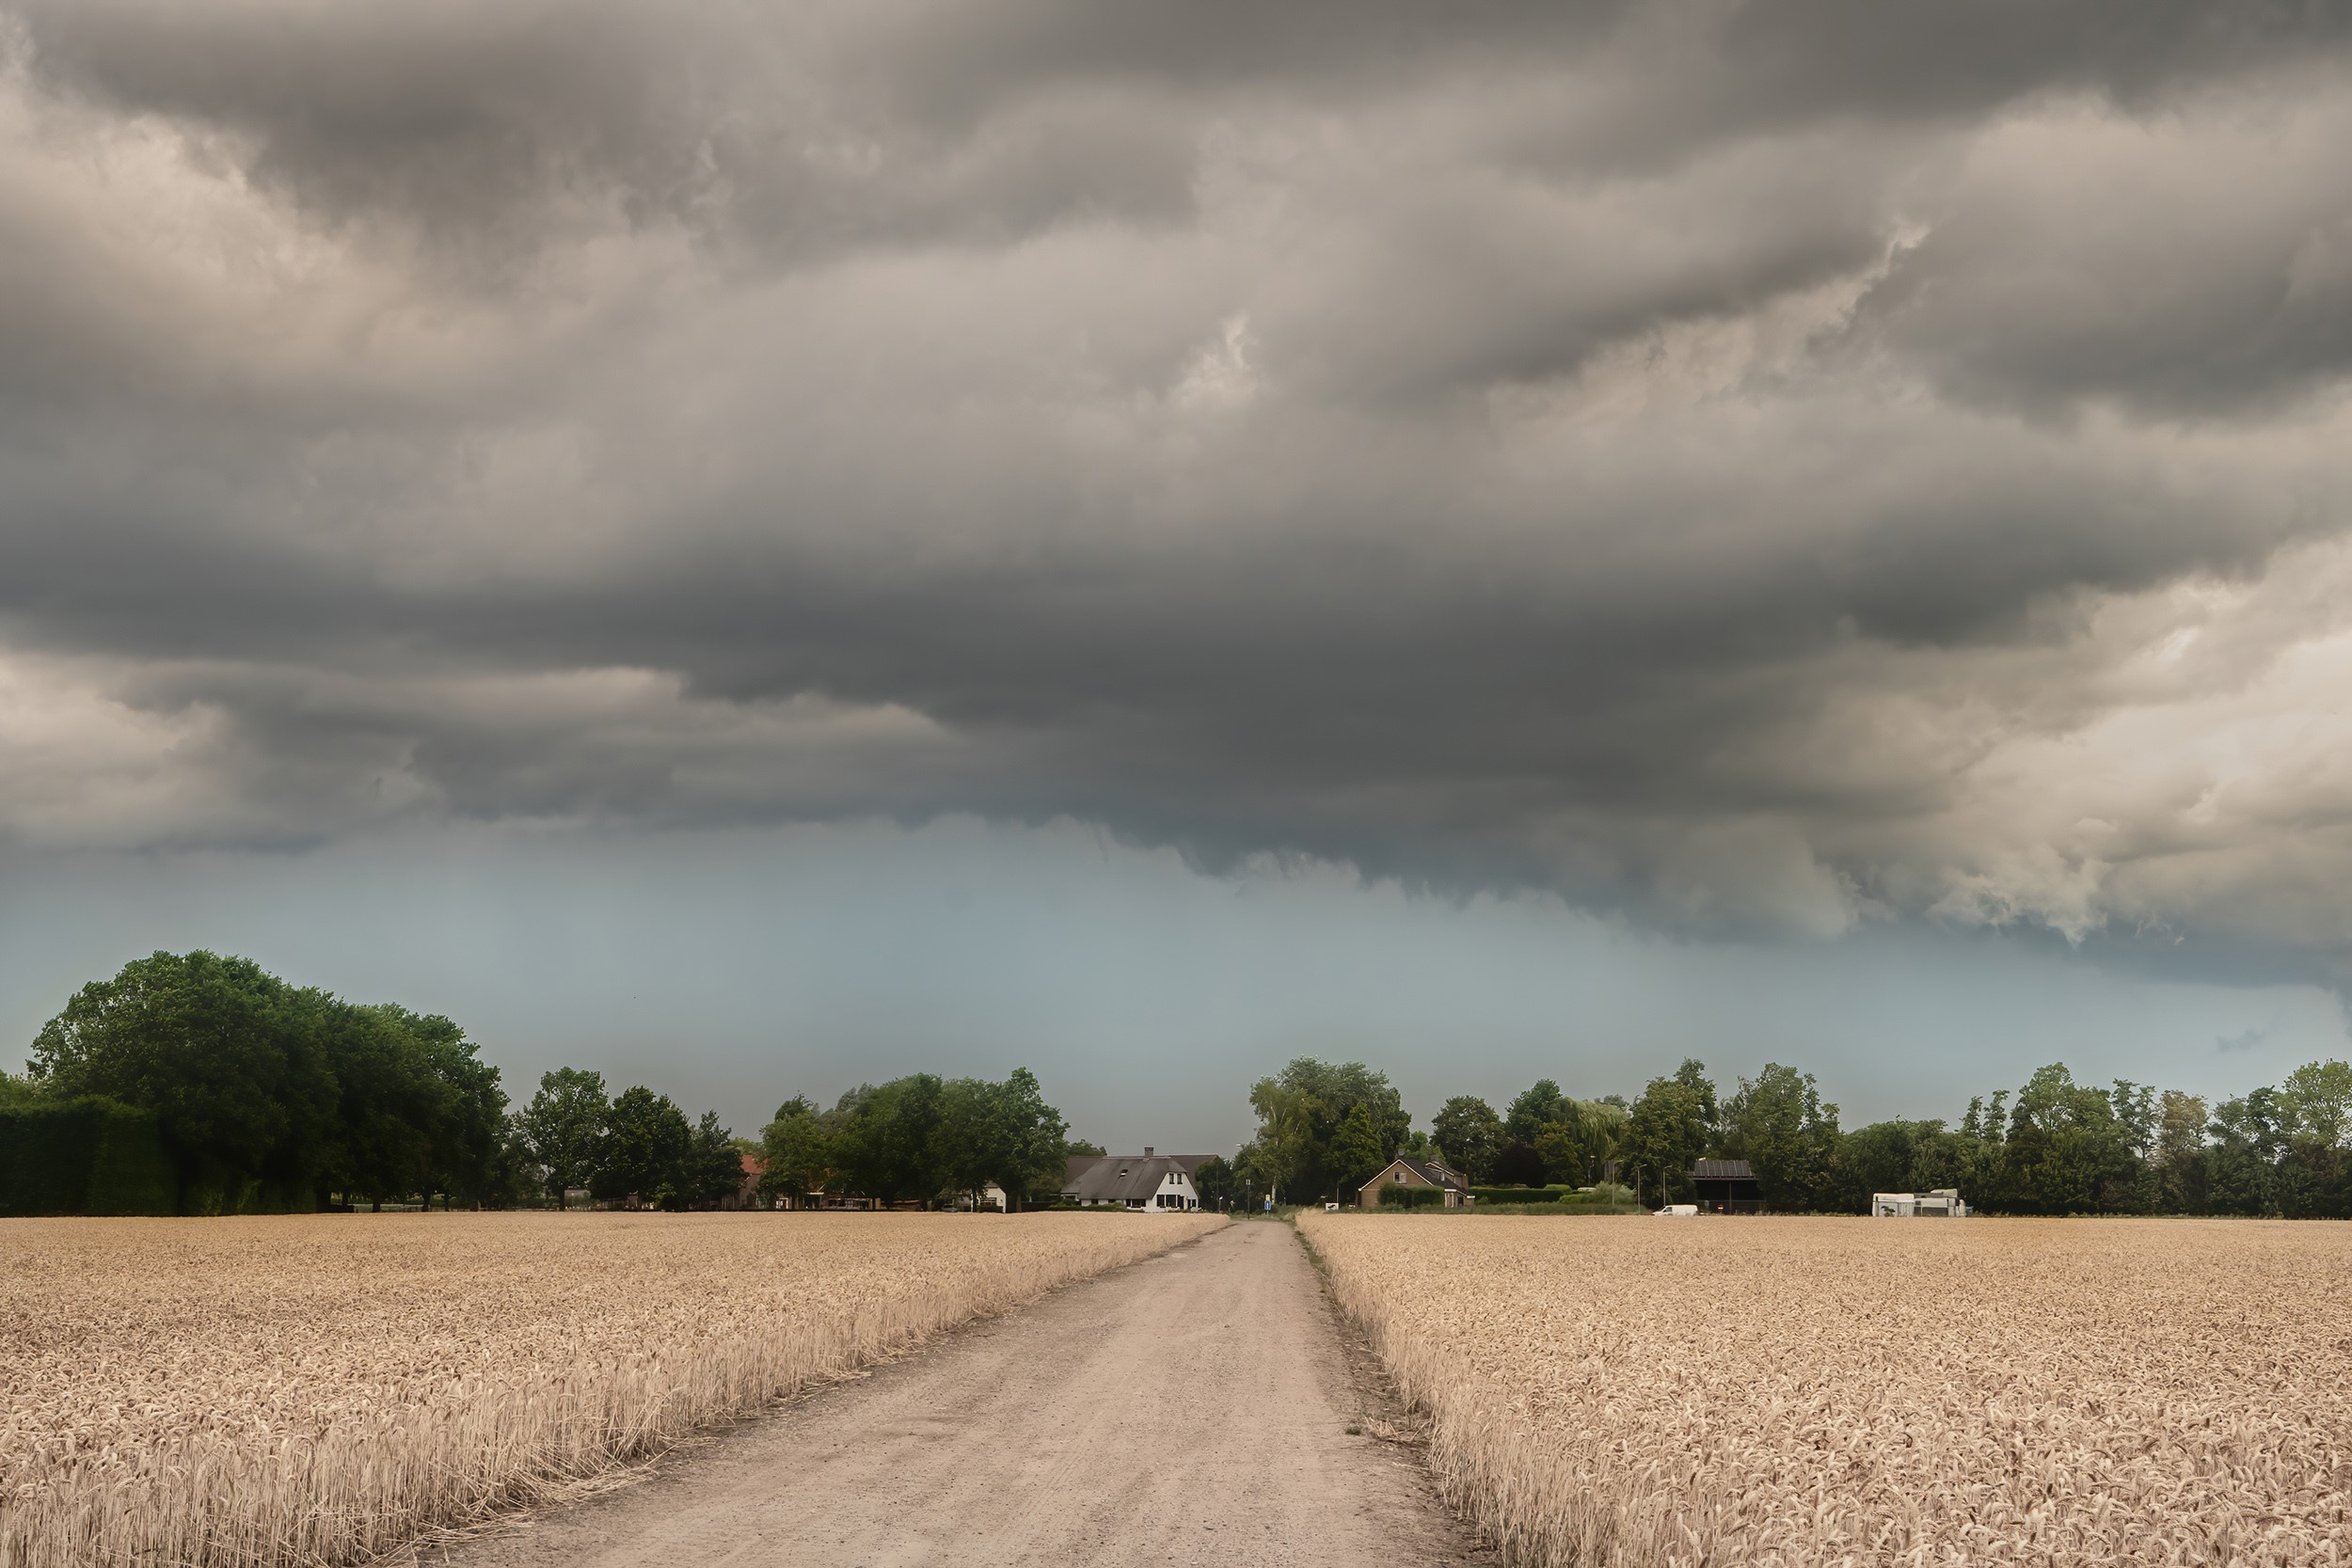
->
{"left": 425, "top": 1219, "right": 1491, "bottom": 1568}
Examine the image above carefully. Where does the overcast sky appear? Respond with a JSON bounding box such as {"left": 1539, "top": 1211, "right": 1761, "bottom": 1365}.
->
{"left": 5, "top": 2, "right": 2352, "bottom": 1149}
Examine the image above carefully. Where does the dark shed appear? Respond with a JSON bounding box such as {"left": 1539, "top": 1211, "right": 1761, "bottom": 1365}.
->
{"left": 1690, "top": 1158, "right": 1763, "bottom": 1213}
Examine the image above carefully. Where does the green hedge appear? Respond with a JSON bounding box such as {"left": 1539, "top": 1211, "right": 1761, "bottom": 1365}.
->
{"left": 0, "top": 1098, "right": 177, "bottom": 1216}
{"left": 1469, "top": 1184, "right": 1572, "bottom": 1205}
{"left": 1377, "top": 1183, "right": 1449, "bottom": 1208}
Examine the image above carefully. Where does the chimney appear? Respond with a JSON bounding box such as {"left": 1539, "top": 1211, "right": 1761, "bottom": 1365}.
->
{"left": 1144, "top": 1147, "right": 1154, "bottom": 1157}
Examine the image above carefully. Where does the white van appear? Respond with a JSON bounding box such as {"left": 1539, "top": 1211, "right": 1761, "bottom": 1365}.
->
{"left": 1655, "top": 1204, "right": 1698, "bottom": 1217}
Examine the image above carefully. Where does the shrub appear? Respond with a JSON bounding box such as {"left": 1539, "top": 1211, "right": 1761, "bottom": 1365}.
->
{"left": 1377, "top": 1183, "right": 1449, "bottom": 1208}
{"left": 0, "top": 1098, "right": 177, "bottom": 1216}
{"left": 1469, "top": 1184, "right": 1571, "bottom": 1206}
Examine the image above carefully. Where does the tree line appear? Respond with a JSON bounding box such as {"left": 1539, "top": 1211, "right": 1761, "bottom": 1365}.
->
{"left": 1232, "top": 1053, "right": 2352, "bottom": 1216}
{"left": 4, "top": 951, "right": 1086, "bottom": 1215}
{"left": 753, "top": 1070, "right": 1086, "bottom": 1211}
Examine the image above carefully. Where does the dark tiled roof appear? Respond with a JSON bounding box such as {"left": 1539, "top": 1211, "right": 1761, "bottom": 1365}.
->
{"left": 1691, "top": 1158, "right": 1756, "bottom": 1181}
{"left": 1061, "top": 1154, "right": 1212, "bottom": 1204}
{"left": 1398, "top": 1158, "right": 1468, "bottom": 1190}
{"left": 1359, "top": 1157, "right": 1468, "bottom": 1194}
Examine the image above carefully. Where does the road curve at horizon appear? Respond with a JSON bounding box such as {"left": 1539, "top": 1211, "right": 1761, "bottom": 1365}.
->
{"left": 427, "top": 1219, "right": 1493, "bottom": 1568}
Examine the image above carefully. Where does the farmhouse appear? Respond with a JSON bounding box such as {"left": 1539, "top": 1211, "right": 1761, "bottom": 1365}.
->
{"left": 1357, "top": 1157, "right": 1472, "bottom": 1208}
{"left": 720, "top": 1151, "right": 765, "bottom": 1211}
{"left": 1871, "top": 1189, "right": 1970, "bottom": 1217}
{"left": 1691, "top": 1158, "right": 1763, "bottom": 1213}
{"left": 1061, "top": 1148, "right": 1210, "bottom": 1211}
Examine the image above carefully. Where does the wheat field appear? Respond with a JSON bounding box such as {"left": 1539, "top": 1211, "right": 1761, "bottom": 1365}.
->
{"left": 0, "top": 1211, "right": 1221, "bottom": 1568}
{"left": 1297, "top": 1211, "right": 2352, "bottom": 1567}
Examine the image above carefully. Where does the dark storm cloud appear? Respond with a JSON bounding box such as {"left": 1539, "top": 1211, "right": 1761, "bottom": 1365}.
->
{"left": 6, "top": 1, "right": 2352, "bottom": 967}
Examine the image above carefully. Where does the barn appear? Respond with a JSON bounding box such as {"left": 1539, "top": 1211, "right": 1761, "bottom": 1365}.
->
{"left": 1690, "top": 1158, "right": 1763, "bottom": 1213}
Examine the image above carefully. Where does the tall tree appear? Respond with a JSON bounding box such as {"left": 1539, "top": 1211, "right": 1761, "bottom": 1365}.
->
{"left": 1431, "top": 1096, "right": 1504, "bottom": 1183}
{"left": 1491, "top": 1141, "right": 1548, "bottom": 1186}
{"left": 594, "top": 1085, "right": 692, "bottom": 1208}
{"left": 28, "top": 950, "right": 337, "bottom": 1208}
{"left": 1504, "top": 1081, "right": 1572, "bottom": 1146}
{"left": 386, "top": 1007, "right": 507, "bottom": 1207}
{"left": 1247, "top": 1081, "right": 1320, "bottom": 1204}
{"left": 830, "top": 1074, "right": 950, "bottom": 1205}
{"left": 933, "top": 1068, "right": 1071, "bottom": 1210}
{"left": 1327, "top": 1103, "right": 1387, "bottom": 1200}
{"left": 1720, "top": 1063, "right": 1840, "bottom": 1212}
{"left": 1191, "top": 1154, "right": 1239, "bottom": 1212}
{"left": 2152, "top": 1089, "right": 2209, "bottom": 1213}
{"left": 1672, "top": 1059, "right": 1721, "bottom": 1140}
{"left": 758, "top": 1094, "right": 834, "bottom": 1206}
{"left": 2000, "top": 1064, "right": 2139, "bottom": 1215}
{"left": 518, "top": 1068, "right": 610, "bottom": 1209}
{"left": 1626, "top": 1070, "right": 1711, "bottom": 1204}
{"left": 1230, "top": 1140, "right": 1278, "bottom": 1210}
{"left": 939, "top": 1076, "right": 1011, "bottom": 1207}
{"left": 313, "top": 998, "right": 444, "bottom": 1210}
{"left": 1245, "top": 1058, "right": 1409, "bottom": 1203}
{"left": 2280, "top": 1061, "right": 2352, "bottom": 1149}
{"left": 1534, "top": 1099, "right": 1627, "bottom": 1188}
{"left": 2207, "top": 1087, "right": 2287, "bottom": 1216}
{"left": 681, "top": 1110, "right": 744, "bottom": 1208}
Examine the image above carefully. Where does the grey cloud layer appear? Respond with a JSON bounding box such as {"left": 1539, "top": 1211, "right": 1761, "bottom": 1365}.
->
{"left": 6, "top": 1, "right": 2352, "bottom": 973}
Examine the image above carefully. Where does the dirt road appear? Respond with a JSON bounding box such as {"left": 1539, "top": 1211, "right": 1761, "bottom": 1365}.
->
{"left": 429, "top": 1219, "right": 1490, "bottom": 1568}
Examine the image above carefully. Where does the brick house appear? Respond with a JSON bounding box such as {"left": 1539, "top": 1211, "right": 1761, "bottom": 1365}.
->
{"left": 1357, "top": 1157, "right": 1472, "bottom": 1208}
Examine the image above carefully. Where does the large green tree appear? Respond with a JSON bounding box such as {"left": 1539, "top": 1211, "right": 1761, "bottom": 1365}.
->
{"left": 1504, "top": 1081, "right": 1573, "bottom": 1146}
{"left": 312, "top": 998, "right": 446, "bottom": 1210}
{"left": 1229, "top": 1140, "right": 1278, "bottom": 1210}
{"left": 1245, "top": 1058, "right": 1409, "bottom": 1203}
{"left": 593, "top": 1085, "right": 692, "bottom": 1207}
{"left": 2150, "top": 1089, "right": 2210, "bottom": 1213}
{"left": 2206, "top": 1087, "right": 2287, "bottom": 1216}
{"left": 1720, "top": 1063, "right": 1841, "bottom": 1212}
{"left": 2280, "top": 1061, "right": 2352, "bottom": 1149}
{"left": 28, "top": 950, "right": 337, "bottom": 1208}
{"left": 1625, "top": 1067, "right": 1714, "bottom": 1205}
{"left": 2000, "top": 1064, "right": 2140, "bottom": 1215}
{"left": 518, "top": 1068, "right": 611, "bottom": 1209}
{"left": 758, "top": 1094, "right": 834, "bottom": 1205}
{"left": 1529, "top": 1097, "right": 1628, "bottom": 1189}
{"left": 1327, "top": 1103, "right": 1387, "bottom": 1199}
{"left": 681, "top": 1110, "right": 744, "bottom": 1208}
{"left": 1430, "top": 1096, "right": 1503, "bottom": 1182}
{"left": 1191, "top": 1154, "right": 1239, "bottom": 1212}
{"left": 388, "top": 1007, "right": 507, "bottom": 1206}
{"left": 949, "top": 1067, "right": 1071, "bottom": 1210}
{"left": 830, "top": 1074, "right": 950, "bottom": 1205}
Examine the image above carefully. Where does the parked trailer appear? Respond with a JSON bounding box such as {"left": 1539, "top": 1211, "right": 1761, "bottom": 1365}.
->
{"left": 1871, "top": 1189, "right": 1969, "bottom": 1217}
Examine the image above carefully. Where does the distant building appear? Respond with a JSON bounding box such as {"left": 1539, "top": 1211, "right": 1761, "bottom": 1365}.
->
{"left": 1356, "top": 1157, "right": 1472, "bottom": 1208}
{"left": 1872, "top": 1190, "right": 1969, "bottom": 1217}
{"left": 958, "top": 1183, "right": 1009, "bottom": 1212}
{"left": 720, "top": 1152, "right": 766, "bottom": 1211}
{"left": 1061, "top": 1148, "right": 1210, "bottom": 1211}
{"left": 1691, "top": 1159, "right": 1763, "bottom": 1213}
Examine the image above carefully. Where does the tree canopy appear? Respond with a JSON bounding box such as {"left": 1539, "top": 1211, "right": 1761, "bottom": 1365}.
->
{"left": 1244, "top": 1057, "right": 1409, "bottom": 1203}
{"left": 756, "top": 1069, "right": 1072, "bottom": 1210}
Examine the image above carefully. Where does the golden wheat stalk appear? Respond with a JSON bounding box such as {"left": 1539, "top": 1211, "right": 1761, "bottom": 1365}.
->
{"left": 0, "top": 1212, "right": 1222, "bottom": 1568}
{"left": 1299, "top": 1210, "right": 2352, "bottom": 1567}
